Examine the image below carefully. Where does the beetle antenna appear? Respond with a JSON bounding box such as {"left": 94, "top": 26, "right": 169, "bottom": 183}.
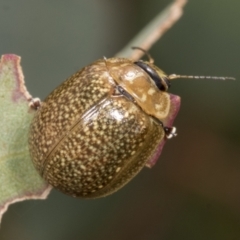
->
{"left": 168, "top": 74, "right": 235, "bottom": 81}
{"left": 132, "top": 47, "right": 154, "bottom": 64}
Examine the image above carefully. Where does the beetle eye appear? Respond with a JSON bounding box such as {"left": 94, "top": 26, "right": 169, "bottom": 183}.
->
{"left": 134, "top": 61, "right": 169, "bottom": 91}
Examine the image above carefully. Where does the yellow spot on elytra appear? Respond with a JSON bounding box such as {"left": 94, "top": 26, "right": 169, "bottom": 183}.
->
{"left": 80, "top": 165, "right": 86, "bottom": 170}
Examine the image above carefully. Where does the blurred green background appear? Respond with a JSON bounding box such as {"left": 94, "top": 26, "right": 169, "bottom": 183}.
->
{"left": 0, "top": 0, "right": 240, "bottom": 239}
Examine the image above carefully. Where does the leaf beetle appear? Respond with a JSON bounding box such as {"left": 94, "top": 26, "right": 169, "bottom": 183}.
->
{"left": 28, "top": 48, "right": 234, "bottom": 198}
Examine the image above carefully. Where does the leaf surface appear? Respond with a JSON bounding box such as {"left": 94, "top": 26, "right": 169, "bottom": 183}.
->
{"left": 0, "top": 55, "right": 51, "bottom": 223}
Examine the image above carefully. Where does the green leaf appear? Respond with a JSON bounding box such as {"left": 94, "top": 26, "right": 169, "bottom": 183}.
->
{"left": 0, "top": 55, "right": 51, "bottom": 223}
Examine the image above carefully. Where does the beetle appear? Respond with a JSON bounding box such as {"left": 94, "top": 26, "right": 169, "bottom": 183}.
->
{"left": 28, "top": 49, "right": 234, "bottom": 198}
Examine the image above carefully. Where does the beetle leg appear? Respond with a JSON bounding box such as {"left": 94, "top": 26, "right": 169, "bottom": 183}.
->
{"left": 152, "top": 117, "right": 177, "bottom": 139}
{"left": 29, "top": 97, "right": 41, "bottom": 110}
{"left": 164, "top": 126, "right": 177, "bottom": 139}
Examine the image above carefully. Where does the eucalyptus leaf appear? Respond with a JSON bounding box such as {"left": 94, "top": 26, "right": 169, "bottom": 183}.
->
{"left": 0, "top": 55, "right": 51, "bottom": 223}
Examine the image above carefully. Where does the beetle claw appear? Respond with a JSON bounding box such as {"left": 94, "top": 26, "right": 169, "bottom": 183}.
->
{"left": 164, "top": 126, "right": 177, "bottom": 139}
{"left": 29, "top": 97, "right": 41, "bottom": 110}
